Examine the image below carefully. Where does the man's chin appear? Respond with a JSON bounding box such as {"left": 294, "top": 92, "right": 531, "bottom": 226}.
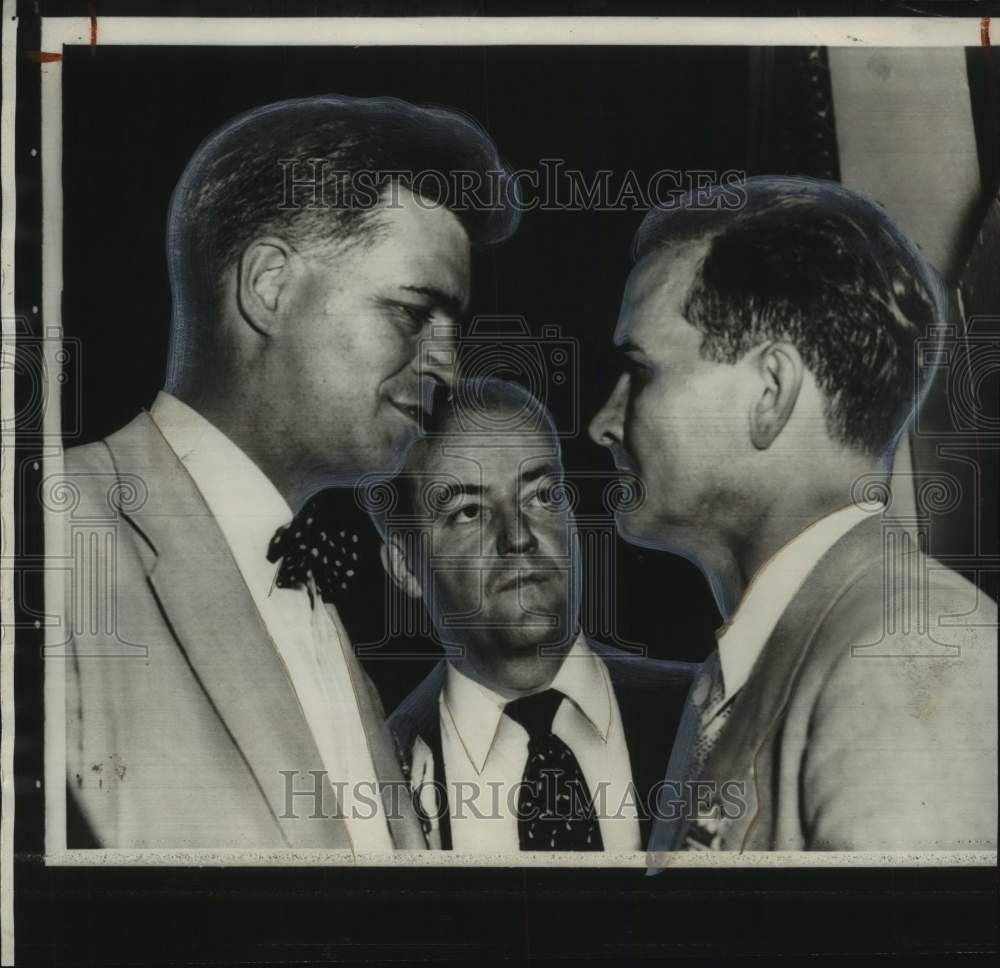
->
{"left": 615, "top": 508, "right": 660, "bottom": 548}
{"left": 616, "top": 510, "right": 707, "bottom": 564}
{"left": 365, "top": 433, "right": 416, "bottom": 479}
{"left": 493, "top": 618, "right": 575, "bottom": 654}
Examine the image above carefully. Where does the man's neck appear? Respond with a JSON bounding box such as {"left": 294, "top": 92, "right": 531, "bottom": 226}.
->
{"left": 451, "top": 634, "right": 578, "bottom": 701}
{"left": 170, "top": 386, "right": 310, "bottom": 509}
{"left": 727, "top": 486, "right": 875, "bottom": 617}
{"left": 682, "top": 469, "right": 880, "bottom": 623}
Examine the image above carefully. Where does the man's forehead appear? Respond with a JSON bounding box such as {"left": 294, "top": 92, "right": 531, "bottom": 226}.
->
{"left": 414, "top": 431, "right": 561, "bottom": 481}
{"left": 357, "top": 187, "right": 472, "bottom": 303}
{"left": 381, "top": 187, "right": 470, "bottom": 251}
{"left": 617, "top": 240, "right": 708, "bottom": 346}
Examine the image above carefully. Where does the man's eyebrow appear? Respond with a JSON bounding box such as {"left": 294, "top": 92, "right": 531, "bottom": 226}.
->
{"left": 400, "top": 285, "right": 466, "bottom": 318}
{"left": 434, "top": 482, "right": 486, "bottom": 503}
{"left": 519, "top": 462, "right": 561, "bottom": 487}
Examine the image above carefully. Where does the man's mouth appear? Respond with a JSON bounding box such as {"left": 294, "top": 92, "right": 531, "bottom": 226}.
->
{"left": 493, "top": 570, "right": 554, "bottom": 594}
{"left": 610, "top": 446, "right": 636, "bottom": 474}
{"left": 388, "top": 398, "right": 422, "bottom": 425}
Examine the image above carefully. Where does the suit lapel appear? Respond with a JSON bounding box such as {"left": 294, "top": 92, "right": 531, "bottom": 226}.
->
{"left": 328, "top": 605, "right": 426, "bottom": 849}
{"left": 390, "top": 660, "right": 448, "bottom": 773}
{"left": 610, "top": 677, "right": 664, "bottom": 844}
{"left": 703, "top": 514, "right": 887, "bottom": 848}
{"left": 644, "top": 668, "right": 706, "bottom": 854}
{"left": 105, "top": 413, "right": 348, "bottom": 848}
{"left": 411, "top": 669, "right": 453, "bottom": 851}
{"left": 604, "top": 652, "right": 696, "bottom": 849}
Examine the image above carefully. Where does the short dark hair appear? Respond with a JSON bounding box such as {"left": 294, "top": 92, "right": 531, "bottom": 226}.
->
{"left": 367, "top": 378, "right": 558, "bottom": 537}
{"left": 634, "top": 176, "right": 946, "bottom": 457}
{"left": 166, "top": 95, "right": 520, "bottom": 388}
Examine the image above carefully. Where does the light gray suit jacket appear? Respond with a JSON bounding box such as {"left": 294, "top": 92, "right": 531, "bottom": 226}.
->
{"left": 60, "top": 411, "right": 424, "bottom": 850}
{"left": 649, "top": 514, "right": 997, "bottom": 853}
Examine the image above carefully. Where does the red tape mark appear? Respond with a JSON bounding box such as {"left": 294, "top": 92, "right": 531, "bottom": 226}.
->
{"left": 982, "top": 17, "right": 991, "bottom": 48}
{"left": 27, "top": 51, "right": 63, "bottom": 63}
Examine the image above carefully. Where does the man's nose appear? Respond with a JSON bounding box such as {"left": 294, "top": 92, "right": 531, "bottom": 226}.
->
{"left": 496, "top": 509, "right": 538, "bottom": 557}
{"left": 588, "top": 375, "right": 626, "bottom": 449}
{"left": 416, "top": 324, "right": 458, "bottom": 391}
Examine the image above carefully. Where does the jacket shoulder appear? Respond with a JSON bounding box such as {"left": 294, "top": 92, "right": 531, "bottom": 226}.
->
{"left": 792, "top": 558, "right": 997, "bottom": 850}
{"left": 795, "top": 552, "right": 997, "bottom": 747}
{"left": 61, "top": 414, "right": 165, "bottom": 533}
{"left": 63, "top": 412, "right": 158, "bottom": 478}
{"left": 64, "top": 438, "right": 115, "bottom": 475}
{"left": 810, "top": 551, "right": 996, "bottom": 666}
{"left": 589, "top": 639, "right": 698, "bottom": 692}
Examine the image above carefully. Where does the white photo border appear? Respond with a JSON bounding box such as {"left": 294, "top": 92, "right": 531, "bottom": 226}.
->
{"left": 19, "top": 15, "right": 999, "bottom": 875}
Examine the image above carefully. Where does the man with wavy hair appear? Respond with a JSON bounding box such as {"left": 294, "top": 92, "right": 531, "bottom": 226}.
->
{"left": 62, "top": 96, "right": 519, "bottom": 850}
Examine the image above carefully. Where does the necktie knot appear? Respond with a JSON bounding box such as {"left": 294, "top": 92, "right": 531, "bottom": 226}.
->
{"left": 267, "top": 493, "right": 363, "bottom": 605}
{"left": 504, "top": 688, "right": 565, "bottom": 745}
{"left": 503, "top": 688, "right": 603, "bottom": 851}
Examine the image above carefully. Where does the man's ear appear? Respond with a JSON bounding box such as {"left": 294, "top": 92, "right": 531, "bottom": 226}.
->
{"left": 380, "top": 534, "right": 424, "bottom": 600}
{"left": 236, "top": 237, "right": 295, "bottom": 335}
{"left": 749, "top": 342, "right": 804, "bottom": 450}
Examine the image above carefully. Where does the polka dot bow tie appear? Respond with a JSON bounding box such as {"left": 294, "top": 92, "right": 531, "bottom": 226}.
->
{"left": 266, "top": 494, "right": 364, "bottom": 607}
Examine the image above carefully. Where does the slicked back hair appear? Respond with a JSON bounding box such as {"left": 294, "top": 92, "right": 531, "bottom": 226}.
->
{"left": 634, "top": 176, "right": 946, "bottom": 458}
{"left": 165, "top": 95, "right": 520, "bottom": 391}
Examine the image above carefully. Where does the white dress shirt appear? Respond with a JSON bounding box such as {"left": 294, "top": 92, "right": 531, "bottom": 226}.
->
{"left": 410, "top": 634, "right": 641, "bottom": 853}
{"left": 715, "top": 502, "right": 883, "bottom": 703}
{"left": 150, "top": 391, "right": 392, "bottom": 851}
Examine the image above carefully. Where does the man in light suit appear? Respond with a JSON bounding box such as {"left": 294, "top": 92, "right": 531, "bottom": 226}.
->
{"left": 380, "top": 380, "right": 696, "bottom": 852}
{"left": 59, "top": 96, "right": 519, "bottom": 849}
{"left": 589, "top": 176, "right": 997, "bottom": 852}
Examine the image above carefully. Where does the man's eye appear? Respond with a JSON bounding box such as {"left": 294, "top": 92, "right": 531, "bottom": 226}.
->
{"left": 450, "top": 504, "right": 481, "bottom": 524}
{"left": 528, "top": 486, "right": 562, "bottom": 511}
{"left": 395, "top": 303, "right": 434, "bottom": 331}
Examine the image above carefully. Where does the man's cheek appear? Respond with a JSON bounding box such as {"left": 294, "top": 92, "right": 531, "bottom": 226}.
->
{"left": 429, "top": 571, "right": 461, "bottom": 615}
{"left": 538, "top": 527, "right": 571, "bottom": 559}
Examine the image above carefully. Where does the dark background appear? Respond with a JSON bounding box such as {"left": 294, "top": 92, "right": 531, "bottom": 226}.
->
{"left": 59, "top": 42, "right": 752, "bottom": 708}
{"left": 12, "top": 3, "right": 999, "bottom": 966}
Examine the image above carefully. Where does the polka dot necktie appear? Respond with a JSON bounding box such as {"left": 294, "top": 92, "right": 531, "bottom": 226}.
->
{"left": 504, "top": 689, "right": 604, "bottom": 852}
{"left": 266, "top": 493, "right": 364, "bottom": 609}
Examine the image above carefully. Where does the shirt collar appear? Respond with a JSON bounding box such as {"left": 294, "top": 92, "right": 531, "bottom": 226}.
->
{"left": 550, "top": 635, "right": 614, "bottom": 742}
{"left": 149, "top": 391, "right": 293, "bottom": 607}
{"left": 442, "top": 633, "right": 612, "bottom": 774}
{"left": 716, "top": 501, "right": 882, "bottom": 701}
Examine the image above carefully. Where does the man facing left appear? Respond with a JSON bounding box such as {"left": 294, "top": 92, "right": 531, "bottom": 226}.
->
{"left": 59, "top": 96, "right": 518, "bottom": 850}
